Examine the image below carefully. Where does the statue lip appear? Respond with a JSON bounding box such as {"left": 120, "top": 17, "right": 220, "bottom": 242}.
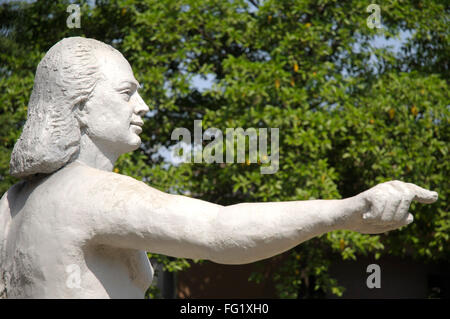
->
{"left": 130, "top": 121, "right": 143, "bottom": 127}
{"left": 130, "top": 121, "right": 143, "bottom": 134}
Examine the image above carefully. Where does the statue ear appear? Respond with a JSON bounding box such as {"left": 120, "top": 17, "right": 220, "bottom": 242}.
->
{"left": 73, "top": 97, "right": 89, "bottom": 128}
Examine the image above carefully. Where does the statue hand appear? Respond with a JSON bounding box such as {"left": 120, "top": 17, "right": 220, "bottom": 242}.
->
{"left": 348, "top": 181, "right": 438, "bottom": 234}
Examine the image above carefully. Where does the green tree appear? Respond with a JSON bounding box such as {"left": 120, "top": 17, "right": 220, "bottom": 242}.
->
{"left": 1, "top": 0, "right": 448, "bottom": 298}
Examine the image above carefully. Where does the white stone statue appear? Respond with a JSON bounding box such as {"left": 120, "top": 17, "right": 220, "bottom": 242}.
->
{"left": 0, "top": 37, "right": 438, "bottom": 299}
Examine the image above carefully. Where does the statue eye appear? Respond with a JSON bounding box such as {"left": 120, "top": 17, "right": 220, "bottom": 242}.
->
{"left": 120, "top": 90, "right": 132, "bottom": 101}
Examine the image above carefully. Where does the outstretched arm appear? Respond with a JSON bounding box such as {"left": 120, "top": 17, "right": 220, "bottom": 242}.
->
{"left": 202, "top": 198, "right": 357, "bottom": 264}
{"left": 85, "top": 168, "right": 437, "bottom": 264}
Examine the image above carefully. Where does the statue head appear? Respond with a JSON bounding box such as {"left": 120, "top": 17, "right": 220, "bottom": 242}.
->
{"left": 10, "top": 37, "right": 149, "bottom": 178}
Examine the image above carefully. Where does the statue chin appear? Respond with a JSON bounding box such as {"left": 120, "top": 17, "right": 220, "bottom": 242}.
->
{"left": 114, "top": 139, "right": 142, "bottom": 155}
{"left": 129, "top": 140, "right": 141, "bottom": 152}
{"left": 129, "top": 133, "right": 142, "bottom": 149}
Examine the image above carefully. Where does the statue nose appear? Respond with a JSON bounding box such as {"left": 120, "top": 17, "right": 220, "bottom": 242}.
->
{"left": 134, "top": 93, "right": 150, "bottom": 117}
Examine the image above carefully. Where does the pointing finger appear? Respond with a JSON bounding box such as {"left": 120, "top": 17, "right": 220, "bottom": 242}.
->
{"left": 405, "top": 183, "right": 438, "bottom": 204}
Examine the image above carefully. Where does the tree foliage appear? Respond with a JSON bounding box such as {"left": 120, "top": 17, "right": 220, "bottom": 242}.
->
{"left": 1, "top": 0, "right": 448, "bottom": 298}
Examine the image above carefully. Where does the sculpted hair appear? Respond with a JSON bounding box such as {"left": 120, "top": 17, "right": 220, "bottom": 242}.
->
{"left": 10, "top": 37, "right": 117, "bottom": 178}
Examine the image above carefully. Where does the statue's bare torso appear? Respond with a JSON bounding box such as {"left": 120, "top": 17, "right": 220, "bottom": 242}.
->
{"left": 0, "top": 163, "right": 153, "bottom": 298}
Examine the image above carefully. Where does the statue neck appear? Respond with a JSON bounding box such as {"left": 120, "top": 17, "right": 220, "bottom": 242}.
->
{"left": 74, "top": 133, "right": 118, "bottom": 172}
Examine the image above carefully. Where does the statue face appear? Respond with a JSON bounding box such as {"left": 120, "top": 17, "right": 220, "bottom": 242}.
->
{"left": 81, "top": 48, "right": 149, "bottom": 154}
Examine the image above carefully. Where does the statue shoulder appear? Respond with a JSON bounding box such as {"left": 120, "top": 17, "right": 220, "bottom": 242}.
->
{"left": 54, "top": 161, "right": 152, "bottom": 200}
{"left": 59, "top": 161, "right": 146, "bottom": 187}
